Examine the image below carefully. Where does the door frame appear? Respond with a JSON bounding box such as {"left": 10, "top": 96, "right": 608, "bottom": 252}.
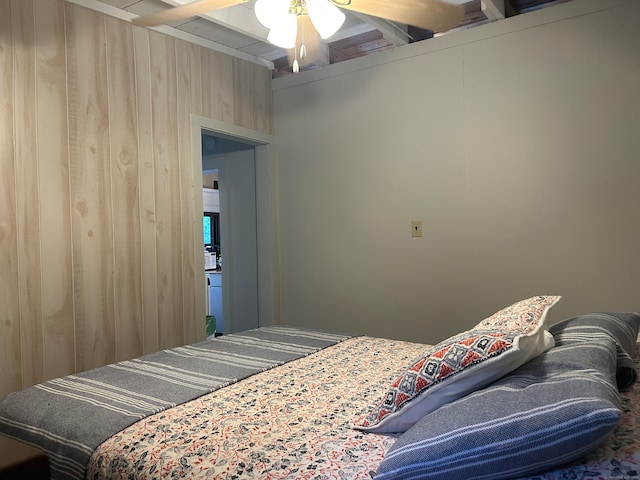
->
{"left": 191, "top": 114, "right": 278, "bottom": 337}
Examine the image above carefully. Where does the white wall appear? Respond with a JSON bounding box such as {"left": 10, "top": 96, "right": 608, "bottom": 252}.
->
{"left": 272, "top": 0, "right": 640, "bottom": 344}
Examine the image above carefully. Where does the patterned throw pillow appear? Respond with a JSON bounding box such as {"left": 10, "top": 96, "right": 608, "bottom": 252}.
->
{"left": 354, "top": 295, "right": 561, "bottom": 433}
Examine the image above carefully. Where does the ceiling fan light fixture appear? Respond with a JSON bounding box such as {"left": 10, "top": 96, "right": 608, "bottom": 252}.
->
{"left": 254, "top": 0, "right": 291, "bottom": 29}
{"left": 267, "top": 12, "right": 298, "bottom": 49}
{"left": 306, "top": 0, "right": 345, "bottom": 39}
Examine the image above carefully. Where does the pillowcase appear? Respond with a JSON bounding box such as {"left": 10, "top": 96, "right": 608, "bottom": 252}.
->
{"left": 376, "top": 336, "right": 622, "bottom": 480}
{"left": 550, "top": 311, "right": 640, "bottom": 390}
{"left": 355, "top": 295, "right": 561, "bottom": 433}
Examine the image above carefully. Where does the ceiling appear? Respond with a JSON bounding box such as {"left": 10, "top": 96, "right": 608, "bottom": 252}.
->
{"left": 90, "top": 0, "right": 573, "bottom": 77}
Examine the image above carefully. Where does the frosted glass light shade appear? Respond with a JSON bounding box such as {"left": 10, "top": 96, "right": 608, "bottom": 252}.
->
{"left": 255, "top": 0, "right": 291, "bottom": 29}
{"left": 267, "top": 13, "right": 298, "bottom": 48}
{"left": 306, "top": 0, "right": 345, "bottom": 39}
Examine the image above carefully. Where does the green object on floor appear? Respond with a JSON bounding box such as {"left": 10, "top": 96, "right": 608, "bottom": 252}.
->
{"left": 206, "top": 315, "right": 216, "bottom": 337}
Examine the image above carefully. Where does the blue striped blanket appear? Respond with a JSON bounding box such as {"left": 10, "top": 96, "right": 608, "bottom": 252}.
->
{"left": 0, "top": 326, "right": 351, "bottom": 480}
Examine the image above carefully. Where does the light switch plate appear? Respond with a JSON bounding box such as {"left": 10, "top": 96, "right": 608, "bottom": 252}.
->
{"left": 411, "top": 220, "right": 422, "bottom": 237}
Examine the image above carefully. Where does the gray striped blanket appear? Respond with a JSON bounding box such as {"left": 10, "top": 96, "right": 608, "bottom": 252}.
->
{"left": 0, "top": 326, "right": 351, "bottom": 480}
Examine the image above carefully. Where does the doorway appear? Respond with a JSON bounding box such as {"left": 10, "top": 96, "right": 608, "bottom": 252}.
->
{"left": 202, "top": 134, "right": 257, "bottom": 335}
{"left": 191, "top": 115, "right": 277, "bottom": 338}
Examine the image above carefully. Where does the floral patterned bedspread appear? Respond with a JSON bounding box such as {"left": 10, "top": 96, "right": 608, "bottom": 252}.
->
{"left": 87, "top": 336, "right": 428, "bottom": 479}
{"left": 88, "top": 340, "right": 640, "bottom": 480}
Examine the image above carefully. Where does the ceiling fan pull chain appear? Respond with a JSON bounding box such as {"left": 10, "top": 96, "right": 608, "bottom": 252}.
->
{"left": 293, "top": 21, "right": 301, "bottom": 74}
{"left": 300, "top": 14, "right": 307, "bottom": 60}
{"left": 294, "top": 13, "right": 306, "bottom": 73}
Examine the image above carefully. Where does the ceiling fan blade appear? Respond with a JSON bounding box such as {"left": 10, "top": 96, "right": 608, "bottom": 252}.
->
{"left": 331, "top": 0, "right": 464, "bottom": 33}
{"left": 132, "top": 0, "right": 248, "bottom": 27}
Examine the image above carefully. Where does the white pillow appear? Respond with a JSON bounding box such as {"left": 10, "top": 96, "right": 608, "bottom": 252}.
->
{"left": 354, "top": 295, "right": 561, "bottom": 433}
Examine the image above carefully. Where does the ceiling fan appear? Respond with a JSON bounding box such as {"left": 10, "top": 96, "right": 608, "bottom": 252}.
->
{"left": 132, "top": 0, "right": 464, "bottom": 72}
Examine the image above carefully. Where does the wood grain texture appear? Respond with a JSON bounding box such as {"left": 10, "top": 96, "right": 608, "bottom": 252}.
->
{"left": 66, "top": 3, "right": 116, "bottom": 371}
{"left": 149, "top": 31, "right": 184, "bottom": 349}
{"left": 201, "top": 48, "right": 234, "bottom": 123}
{"left": 13, "top": 0, "right": 45, "bottom": 387}
{"left": 0, "top": 0, "right": 21, "bottom": 398}
{"left": 0, "top": 0, "right": 273, "bottom": 396}
{"left": 232, "top": 57, "right": 254, "bottom": 130}
{"left": 233, "top": 57, "right": 273, "bottom": 133}
{"left": 106, "top": 16, "right": 144, "bottom": 362}
{"left": 133, "top": 26, "right": 160, "bottom": 355}
{"left": 34, "top": 0, "right": 75, "bottom": 380}
{"left": 253, "top": 63, "right": 273, "bottom": 135}
{"left": 176, "top": 39, "right": 202, "bottom": 344}
{"left": 236, "top": 58, "right": 272, "bottom": 133}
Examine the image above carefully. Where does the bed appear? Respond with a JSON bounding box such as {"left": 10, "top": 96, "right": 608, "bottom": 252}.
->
{"left": 0, "top": 296, "right": 639, "bottom": 480}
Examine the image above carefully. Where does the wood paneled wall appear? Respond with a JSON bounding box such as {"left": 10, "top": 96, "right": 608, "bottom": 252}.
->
{"left": 0, "top": 0, "right": 273, "bottom": 398}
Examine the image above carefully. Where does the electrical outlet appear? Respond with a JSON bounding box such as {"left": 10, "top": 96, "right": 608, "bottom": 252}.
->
{"left": 411, "top": 220, "right": 422, "bottom": 238}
